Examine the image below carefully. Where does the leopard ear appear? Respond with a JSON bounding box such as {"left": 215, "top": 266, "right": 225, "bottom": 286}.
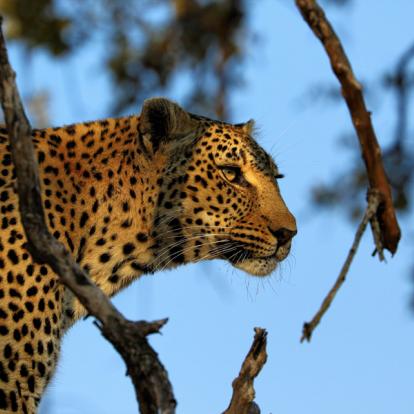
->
{"left": 240, "top": 119, "right": 255, "bottom": 135}
{"left": 140, "top": 98, "right": 197, "bottom": 153}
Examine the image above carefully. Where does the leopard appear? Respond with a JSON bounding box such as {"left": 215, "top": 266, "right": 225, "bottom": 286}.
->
{"left": 0, "top": 97, "right": 296, "bottom": 413}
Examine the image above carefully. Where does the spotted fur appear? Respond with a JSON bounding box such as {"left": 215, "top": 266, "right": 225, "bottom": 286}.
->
{"left": 0, "top": 98, "right": 296, "bottom": 413}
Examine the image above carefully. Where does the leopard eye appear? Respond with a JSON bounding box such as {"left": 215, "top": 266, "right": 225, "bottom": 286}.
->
{"left": 220, "top": 166, "right": 242, "bottom": 183}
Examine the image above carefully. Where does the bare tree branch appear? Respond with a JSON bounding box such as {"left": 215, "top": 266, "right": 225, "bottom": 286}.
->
{"left": 301, "top": 190, "right": 382, "bottom": 342}
{"left": 295, "top": 0, "right": 401, "bottom": 255}
{"left": 223, "top": 328, "right": 268, "bottom": 414}
{"left": 0, "top": 17, "right": 176, "bottom": 414}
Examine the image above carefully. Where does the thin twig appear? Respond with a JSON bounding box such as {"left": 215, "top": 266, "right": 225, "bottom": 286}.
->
{"left": 295, "top": 0, "right": 401, "bottom": 255}
{"left": 301, "top": 190, "right": 382, "bottom": 342}
{"left": 0, "top": 17, "right": 176, "bottom": 414}
{"left": 223, "top": 328, "right": 267, "bottom": 414}
{"left": 370, "top": 214, "right": 385, "bottom": 262}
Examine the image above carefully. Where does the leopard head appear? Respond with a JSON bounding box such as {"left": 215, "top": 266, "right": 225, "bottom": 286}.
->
{"left": 140, "top": 98, "right": 296, "bottom": 276}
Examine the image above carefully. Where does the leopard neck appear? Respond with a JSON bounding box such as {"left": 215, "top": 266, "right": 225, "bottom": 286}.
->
{"left": 33, "top": 116, "right": 167, "bottom": 322}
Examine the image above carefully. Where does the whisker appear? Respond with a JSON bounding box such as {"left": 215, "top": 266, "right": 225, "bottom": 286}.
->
{"left": 156, "top": 239, "right": 243, "bottom": 272}
{"left": 191, "top": 245, "right": 241, "bottom": 268}
{"left": 208, "top": 243, "right": 243, "bottom": 260}
{"left": 151, "top": 239, "right": 226, "bottom": 267}
{"left": 149, "top": 233, "right": 235, "bottom": 267}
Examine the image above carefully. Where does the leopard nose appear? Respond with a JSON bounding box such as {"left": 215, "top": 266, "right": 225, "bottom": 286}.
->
{"left": 269, "top": 227, "right": 297, "bottom": 246}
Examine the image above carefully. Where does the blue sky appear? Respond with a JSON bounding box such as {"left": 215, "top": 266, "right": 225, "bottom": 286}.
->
{"left": 8, "top": 1, "right": 414, "bottom": 413}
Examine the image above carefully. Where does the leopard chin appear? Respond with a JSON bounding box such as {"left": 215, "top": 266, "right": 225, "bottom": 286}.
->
{"left": 233, "top": 256, "right": 278, "bottom": 277}
{"left": 224, "top": 241, "right": 293, "bottom": 277}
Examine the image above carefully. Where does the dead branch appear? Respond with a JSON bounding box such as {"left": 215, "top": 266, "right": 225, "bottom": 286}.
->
{"left": 301, "top": 190, "right": 382, "bottom": 342}
{"left": 0, "top": 18, "right": 176, "bottom": 414}
{"left": 223, "top": 328, "right": 267, "bottom": 414}
{"left": 295, "top": 0, "right": 401, "bottom": 255}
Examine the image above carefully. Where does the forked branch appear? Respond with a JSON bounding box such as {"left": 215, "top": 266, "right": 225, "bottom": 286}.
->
{"left": 0, "top": 18, "right": 176, "bottom": 414}
{"left": 301, "top": 190, "right": 382, "bottom": 342}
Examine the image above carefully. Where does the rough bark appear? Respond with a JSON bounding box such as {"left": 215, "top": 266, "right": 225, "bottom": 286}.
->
{"left": 223, "top": 328, "right": 267, "bottom": 414}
